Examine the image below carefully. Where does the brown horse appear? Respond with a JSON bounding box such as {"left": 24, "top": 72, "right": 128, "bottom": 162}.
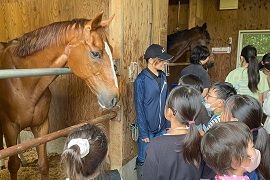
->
{"left": 167, "top": 23, "right": 211, "bottom": 63}
{"left": 0, "top": 12, "right": 119, "bottom": 180}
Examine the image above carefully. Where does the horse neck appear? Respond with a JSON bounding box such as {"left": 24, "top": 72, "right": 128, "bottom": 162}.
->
{"left": 169, "top": 38, "right": 193, "bottom": 62}
{"left": 11, "top": 45, "right": 69, "bottom": 97}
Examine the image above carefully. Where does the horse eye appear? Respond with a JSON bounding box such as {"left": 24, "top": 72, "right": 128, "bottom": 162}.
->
{"left": 90, "top": 51, "right": 102, "bottom": 60}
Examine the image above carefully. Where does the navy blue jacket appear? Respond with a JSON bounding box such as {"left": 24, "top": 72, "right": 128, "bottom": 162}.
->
{"left": 134, "top": 68, "right": 169, "bottom": 139}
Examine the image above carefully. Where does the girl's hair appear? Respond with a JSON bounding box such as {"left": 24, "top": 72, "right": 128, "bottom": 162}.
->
{"left": 165, "top": 85, "right": 202, "bottom": 168}
{"left": 61, "top": 124, "right": 108, "bottom": 180}
{"left": 190, "top": 45, "right": 210, "bottom": 64}
{"left": 221, "top": 95, "right": 270, "bottom": 180}
{"left": 201, "top": 122, "right": 252, "bottom": 175}
{"left": 178, "top": 74, "right": 204, "bottom": 93}
{"left": 258, "top": 53, "right": 270, "bottom": 70}
{"left": 241, "top": 45, "right": 260, "bottom": 93}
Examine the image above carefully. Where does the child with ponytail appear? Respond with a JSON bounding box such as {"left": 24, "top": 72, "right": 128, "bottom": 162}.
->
{"left": 141, "top": 85, "right": 215, "bottom": 180}
{"left": 225, "top": 45, "right": 268, "bottom": 104}
{"left": 61, "top": 124, "right": 122, "bottom": 180}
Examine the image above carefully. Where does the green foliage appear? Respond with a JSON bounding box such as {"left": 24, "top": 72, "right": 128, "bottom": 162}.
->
{"left": 242, "top": 33, "right": 270, "bottom": 61}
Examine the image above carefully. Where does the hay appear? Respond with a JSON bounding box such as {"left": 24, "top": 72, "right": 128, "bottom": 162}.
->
{"left": 0, "top": 150, "right": 66, "bottom": 180}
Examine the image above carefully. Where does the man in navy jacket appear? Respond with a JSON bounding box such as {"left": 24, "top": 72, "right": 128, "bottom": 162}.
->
{"left": 134, "top": 44, "right": 173, "bottom": 179}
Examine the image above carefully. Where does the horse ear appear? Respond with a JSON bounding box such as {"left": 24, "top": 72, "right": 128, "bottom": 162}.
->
{"left": 87, "top": 12, "right": 104, "bottom": 30}
{"left": 100, "top": 14, "right": 115, "bottom": 28}
{"left": 202, "top": 23, "right": 207, "bottom": 30}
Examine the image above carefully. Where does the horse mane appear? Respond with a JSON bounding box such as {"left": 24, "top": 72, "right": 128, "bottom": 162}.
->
{"left": 167, "top": 25, "right": 210, "bottom": 49}
{"left": 13, "top": 18, "right": 93, "bottom": 58}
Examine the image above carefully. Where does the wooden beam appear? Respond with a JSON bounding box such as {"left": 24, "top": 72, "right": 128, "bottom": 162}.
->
{"left": 188, "top": 0, "right": 197, "bottom": 28}
{"left": 0, "top": 113, "right": 117, "bottom": 160}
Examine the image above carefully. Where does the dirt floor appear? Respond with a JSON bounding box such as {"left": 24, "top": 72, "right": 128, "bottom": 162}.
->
{"left": 0, "top": 150, "right": 66, "bottom": 180}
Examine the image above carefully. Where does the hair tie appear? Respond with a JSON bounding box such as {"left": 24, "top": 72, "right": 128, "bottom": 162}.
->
{"left": 251, "top": 126, "right": 262, "bottom": 132}
{"left": 173, "top": 110, "right": 177, "bottom": 116}
{"left": 68, "top": 138, "right": 90, "bottom": 158}
{"left": 188, "top": 121, "right": 195, "bottom": 125}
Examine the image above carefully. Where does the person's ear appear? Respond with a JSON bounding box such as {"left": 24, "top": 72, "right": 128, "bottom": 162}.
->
{"left": 104, "top": 149, "right": 110, "bottom": 164}
{"left": 240, "top": 56, "right": 245, "bottom": 62}
{"left": 217, "top": 99, "right": 224, "bottom": 107}
{"left": 148, "top": 58, "right": 155, "bottom": 64}
{"left": 165, "top": 107, "right": 174, "bottom": 120}
{"left": 231, "top": 156, "right": 241, "bottom": 169}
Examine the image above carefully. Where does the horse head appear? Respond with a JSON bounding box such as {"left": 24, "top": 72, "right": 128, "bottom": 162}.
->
{"left": 189, "top": 23, "right": 211, "bottom": 50}
{"left": 167, "top": 23, "right": 211, "bottom": 62}
{"left": 67, "top": 13, "right": 119, "bottom": 109}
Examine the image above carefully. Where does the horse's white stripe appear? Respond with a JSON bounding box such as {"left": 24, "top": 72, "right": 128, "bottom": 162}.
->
{"left": 104, "top": 42, "right": 118, "bottom": 89}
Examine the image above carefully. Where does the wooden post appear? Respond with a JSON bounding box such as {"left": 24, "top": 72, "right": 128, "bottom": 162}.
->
{"left": 189, "top": 0, "right": 204, "bottom": 28}
{"left": 189, "top": 0, "right": 197, "bottom": 29}
{"left": 152, "top": 0, "right": 169, "bottom": 48}
{"left": 109, "top": 0, "right": 124, "bottom": 170}
{"left": 0, "top": 112, "right": 116, "bottom": 160}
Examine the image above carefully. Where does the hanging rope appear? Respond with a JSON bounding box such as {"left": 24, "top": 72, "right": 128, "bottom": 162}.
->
{"left": 176, "top": 0, "right": 181, "bottom": 31}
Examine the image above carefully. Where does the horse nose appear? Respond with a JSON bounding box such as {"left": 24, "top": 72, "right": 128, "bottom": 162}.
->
{"left": 98, "top": 94, "right": 119, "bottom": 109}
{"left": 111, "top": 96, "right": 118, "bottom": 107}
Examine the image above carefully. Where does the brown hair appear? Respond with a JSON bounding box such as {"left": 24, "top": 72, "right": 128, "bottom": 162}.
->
{"left": 61, "top": 124, "right": 108, "bottom": 180}
{"left": 201, "top": 122, "right": 252, "bottom": 175}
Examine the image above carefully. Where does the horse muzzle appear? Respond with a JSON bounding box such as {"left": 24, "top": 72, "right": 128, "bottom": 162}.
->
{"left": 98, "top": 94, "right": 119, "bottom": 109}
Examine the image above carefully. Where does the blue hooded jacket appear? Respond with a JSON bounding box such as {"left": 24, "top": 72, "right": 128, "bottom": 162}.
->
{"left": 134, "top": 68, "right": 169, "bottom": 139}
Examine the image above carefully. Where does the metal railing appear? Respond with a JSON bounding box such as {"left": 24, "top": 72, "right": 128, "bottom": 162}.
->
{"left": 0, "top": 68, "right": 72, "bottom": 79}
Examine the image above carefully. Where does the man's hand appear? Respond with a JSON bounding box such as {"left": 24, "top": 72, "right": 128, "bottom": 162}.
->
{"left": 142, "top": 138, "right": 150, "bottom": 143}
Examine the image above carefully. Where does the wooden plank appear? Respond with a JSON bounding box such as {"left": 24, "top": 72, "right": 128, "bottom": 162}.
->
{"left": 188, "top": 0, "right": 196, "bottom": 28}
{"left": 109, "top": 0, "right": 124, "bottom": 169}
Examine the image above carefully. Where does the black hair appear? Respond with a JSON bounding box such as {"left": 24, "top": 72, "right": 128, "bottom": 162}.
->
{"left": 165, "top": 85, "right": 202, "bottom": 168}
{"left": 190, "top": 45, "right": 210, "bottom": 64}
{"left": 222, "top": 95, "right": 270, "bottom": 180}
{"left": 241, "top": 45, "right": 260, "bottom": 93}
{"left": 210, "top": 82, "right": 237, "bottom": 101}
{"left": 178, "top": 74, "right": 204, "bottom": 93}
{"left": 61, "top": 124, "right": 108, "bottom": 180}
{"left": 258, "top": 53, "right": 270, "bottom": 70}
{"left": 201, "top": 122, "right": 252, "bottom": 175}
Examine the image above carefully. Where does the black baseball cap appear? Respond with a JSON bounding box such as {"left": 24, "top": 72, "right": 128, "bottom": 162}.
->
{"left": 143, "top": 44, "right": 173, "bottom": 61}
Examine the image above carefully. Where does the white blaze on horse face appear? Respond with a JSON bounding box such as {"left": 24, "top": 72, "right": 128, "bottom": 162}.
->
{"left": 104, "top": 42, "right": 118, "bottom": 89}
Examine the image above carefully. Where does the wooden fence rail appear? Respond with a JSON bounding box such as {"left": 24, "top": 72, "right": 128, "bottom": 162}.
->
{"left": 0, "top": 112, "right": 117, "bottom": 160}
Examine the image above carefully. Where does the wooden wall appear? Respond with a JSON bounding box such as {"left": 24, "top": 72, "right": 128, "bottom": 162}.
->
{"left": 205, "top": 0, "right": 270, "bottom": 82}
{"left": 167, "top": 0, "right": 270, "bottom": 85}
{"left": 119, "top": 0, "right": 170, "bottom": 167}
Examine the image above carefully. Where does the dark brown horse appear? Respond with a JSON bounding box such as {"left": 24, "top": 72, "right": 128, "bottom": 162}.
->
{"left": 0, "top": 12, "right": 119, "bottom": 180}
{"left": 167, "top": 23, "right": 211, "bottom": 64}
